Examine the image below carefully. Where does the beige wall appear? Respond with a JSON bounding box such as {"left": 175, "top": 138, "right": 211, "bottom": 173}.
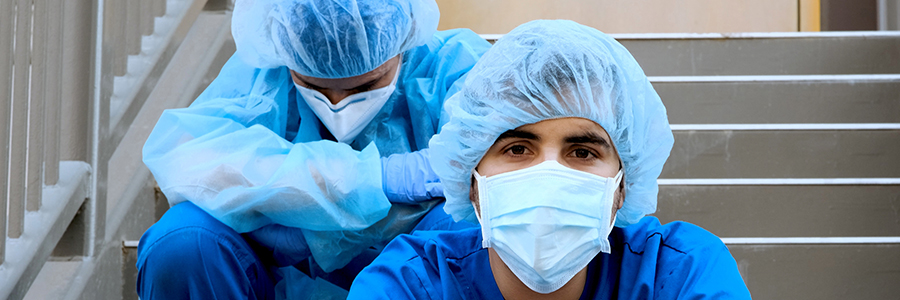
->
{"left": 437, "top": 0, "right": 818, "bottom": 34}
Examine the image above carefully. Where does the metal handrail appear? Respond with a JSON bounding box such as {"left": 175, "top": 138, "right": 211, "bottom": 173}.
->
{"left": 480, "top": 31, "right": 900, "bottom": 42}
{"left": 658, "top": 178, "right": 900, "bottom": 185}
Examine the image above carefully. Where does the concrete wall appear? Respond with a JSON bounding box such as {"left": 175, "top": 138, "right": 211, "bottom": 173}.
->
{"left": 822, "top": 0, "right": 878, "bottom": 30}
{"left": 436, "top": 0, "right": 819, "bottom": 33}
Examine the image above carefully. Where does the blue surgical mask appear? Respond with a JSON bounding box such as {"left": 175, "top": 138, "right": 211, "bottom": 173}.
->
{"left": 295, "top": 63, "right": 401, "bottom": 144}
{"left": 474, "top": 160, "right": 623, "bottom": 294}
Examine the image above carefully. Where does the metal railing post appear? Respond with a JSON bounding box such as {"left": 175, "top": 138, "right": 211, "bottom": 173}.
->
{"left": 112, "top": 0, "right": 126, "bottom": 76}
{"left": 156, "top": 0, "right": 167, "bottom": 18}
{"left": 91, "top": 0, "right": 111, "bottom": 258}
{"left": 27, "top": 0, "right": 48, "bottom": 212}
{"left": 127, "top": 0, "right": 140, "bottom": 56}
{"left": 43, "top": 0, "right": 63, "bottom": 186}
{"left": 0, "top": 0, "right": 14, "bottom": 266}
{"left": 141, "top": 0, "right": 154, "bottom": 36}
{"left": 9, "top": 0, "right": 35, "bottom": 239}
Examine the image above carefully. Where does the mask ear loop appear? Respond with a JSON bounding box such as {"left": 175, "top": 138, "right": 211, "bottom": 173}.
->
{"left": 610, "top": 150, "right": 625, "bottom": 226}
{"left": 608, "top": 168, "right": 624, "bottom": 227}
{"left": 473, "top": 169, "right": 492, "bottom": 248}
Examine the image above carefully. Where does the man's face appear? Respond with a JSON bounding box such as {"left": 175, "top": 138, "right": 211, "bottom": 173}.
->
{"left": 473, "top": 117, "right": 625, "bottom": 221}
{"left": 290, "top": 55, "right": 401, "bottom": 105}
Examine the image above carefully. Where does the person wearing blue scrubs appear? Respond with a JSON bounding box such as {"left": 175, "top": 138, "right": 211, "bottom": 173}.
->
{"left": 348, "top": 20, "right": 752, "bottom": 299}
{"left": 136, "top": 0, "right": 489, "bottom": 298}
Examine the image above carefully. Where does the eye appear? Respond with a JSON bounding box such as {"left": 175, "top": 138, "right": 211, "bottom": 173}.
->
{"left": 570, "top": 148, "right": 597, "bottom": 159}
{"left": 351, "top": 84, "right": 375, "bottom": 94}
{"left": 296, "top": 80, "right": 323, "bottom": 91}
{"left": 508, "top": 145, "right": 527, "bottom": 155}
{"left": 499, "top": 143, "right": 533, "bottom": 158}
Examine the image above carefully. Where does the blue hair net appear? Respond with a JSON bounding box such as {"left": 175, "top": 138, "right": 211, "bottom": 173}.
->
{"left": 429, "top": 20, "right": 674, "bottom": 227}
{"left": 232, "top": 0, "right": 439, "bottom": 78}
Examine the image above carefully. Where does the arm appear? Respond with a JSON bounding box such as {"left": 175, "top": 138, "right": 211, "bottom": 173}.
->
{"left": 143, "top": 54, "right": 390, "bottom": 233}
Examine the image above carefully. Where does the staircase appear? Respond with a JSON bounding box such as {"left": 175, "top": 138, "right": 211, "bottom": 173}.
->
{"left": 619, "top": 32, "right": 900, "bottom": 299}
{"left": 2, "top": 1, "right": 898, "bottom": 298}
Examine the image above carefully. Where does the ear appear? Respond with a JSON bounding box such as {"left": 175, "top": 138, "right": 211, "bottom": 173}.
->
{"left": 614, "top": 176, "right": 625, "bottom": 210}
{"left": 469, "top": 175, "right": 481, "bottom": 217}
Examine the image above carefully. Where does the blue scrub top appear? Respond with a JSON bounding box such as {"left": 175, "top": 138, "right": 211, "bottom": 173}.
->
{"left": 348, "top": 216, "right": 752, "bottom": 299}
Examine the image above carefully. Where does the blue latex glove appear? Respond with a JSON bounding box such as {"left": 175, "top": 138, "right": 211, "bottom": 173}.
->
{"left": 381, "top": 149, "right": 443, "bottom": 204}
{"left": 245, "top": 224, "right": 311, "bottom": 267}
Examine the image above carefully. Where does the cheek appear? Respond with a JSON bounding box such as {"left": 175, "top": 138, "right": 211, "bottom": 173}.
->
{"left": 475, "top": 157, "right": 503, "bottom": 178}
{"left": 598, "top": 162, "right": 622, "bottom": 179}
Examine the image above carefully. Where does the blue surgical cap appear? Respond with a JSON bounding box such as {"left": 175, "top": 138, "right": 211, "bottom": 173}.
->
{"left": 232, "top": 0, "right": 439, "bottom": 78}
{"left": 429, "top": 20, "right": 674, "bottom": 227}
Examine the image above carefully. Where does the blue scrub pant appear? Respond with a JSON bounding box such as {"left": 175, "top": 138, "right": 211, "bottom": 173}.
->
{"left": 136, "top": 202, "right": 278, "bottom": 299}
{"left": 136, "top": 201, "right": 470, "bottom": 299}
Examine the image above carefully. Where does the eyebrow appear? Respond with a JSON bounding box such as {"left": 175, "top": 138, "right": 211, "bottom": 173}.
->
{"left": 296, "top": 78, "right": 324, "bottom": 90}
{"left": 496, "top": 129, "right": 540, "bottom": 142}
{"left": 294, "top": 72, "right": 384, "bottom": 92}
{"left": 349, "top": 78, "right": 381, "bottom": 91}
{"left": 565, "top": 131, "right": 611, "bottom": 149}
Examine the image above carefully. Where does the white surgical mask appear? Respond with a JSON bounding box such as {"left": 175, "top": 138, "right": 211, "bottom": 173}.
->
{"left": 474, "top": 160, "right": 623, "bottom": 294}
{"left": 295, "top": 63, "right": 401, "bottom": 143}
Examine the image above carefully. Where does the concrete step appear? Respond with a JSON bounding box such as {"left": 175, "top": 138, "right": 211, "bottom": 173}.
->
{"left": 615, "top": 32, "right": 900, "bottom": 76}
{"left": 728, "top": 243, "right": 900, "bottom": 299}
{"left": 653, "top": 75, "right": 900, "bottom": 124}
{"left": 655, "top": 184, "right": 900, "bottom": 237}
{"left": 620, "top": 32, "right": 900, "bottom": 300}
{"left": 24, "top": 244, "right": 140, "bottom": 300}
{"left": 662, "top": 129, "right": 900, "bottom": 178}
{"left": 23, "top": 260, "right": 81, "bottom": 300}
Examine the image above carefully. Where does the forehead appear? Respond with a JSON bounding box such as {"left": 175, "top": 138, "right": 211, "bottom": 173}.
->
{"left": 513, "top": 117, "right": 611, "bottom": 141}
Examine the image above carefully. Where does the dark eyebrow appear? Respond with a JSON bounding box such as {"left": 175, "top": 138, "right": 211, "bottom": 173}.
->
{"left": 349, "top": 78, "right": 381, "bottom": 91}
{"left": 565, "top": 131, "right": 611, "bottom": 149}
{"left": 496, "top": 129, "right": 540, "bottom": 142}
{"left": 296, "top": 78, "right": 324, "bottom": 90}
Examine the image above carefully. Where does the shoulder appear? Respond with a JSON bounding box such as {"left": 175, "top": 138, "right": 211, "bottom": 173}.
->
{"left": 423, "top": 29, "right": 491, "bottom": 55}
{"left": 358, "top": 228, "right": 483, "bottom": 274}
{"left": 395, "top": 30, "right": 491, "bottom": 117}
{"left": 390, "top": 227, "right": 484, "bottom": 261}
{"left": 193, "top": 53, "right": 292, "bottom": 105}
{"left": 430, "top": 29, "right": 491, "bottom": 49}
{"left": 402, "top": 29, "right": 491, "bottom": 75}
{"left": 617, "top": 217, "right": 751, "bottom": 298}
{"left": 348, "top": 228, "right": 483, "bottom": 299}
{"left": 620, "top": 216, "right": 725, "bottom": 256}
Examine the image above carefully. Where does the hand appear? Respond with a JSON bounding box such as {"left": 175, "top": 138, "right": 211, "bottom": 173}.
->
{"left": 381, "top": 149, "right": 443, "bottom": 204}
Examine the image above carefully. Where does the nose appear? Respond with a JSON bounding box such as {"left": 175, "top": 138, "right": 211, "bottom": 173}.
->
{"left": 540, "top": 149, "right": 563, "bottom": 164}
{"left": 320, "top": 90, "right": 354, "bottom": 105}
{"left": 538, "top": 147, "right": 586, "bottom": 169}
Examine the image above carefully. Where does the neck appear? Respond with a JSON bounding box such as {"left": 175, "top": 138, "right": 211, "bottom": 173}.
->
{"left": 488, "top": 249, "right": 587, "bottom": 300}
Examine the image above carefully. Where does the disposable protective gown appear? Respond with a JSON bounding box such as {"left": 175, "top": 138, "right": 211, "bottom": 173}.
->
{"left": 347, "top": 216, "right": 753, "bottom": 299}
{"left": 142, "top": 29, "right": 490, "bottom": 271}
